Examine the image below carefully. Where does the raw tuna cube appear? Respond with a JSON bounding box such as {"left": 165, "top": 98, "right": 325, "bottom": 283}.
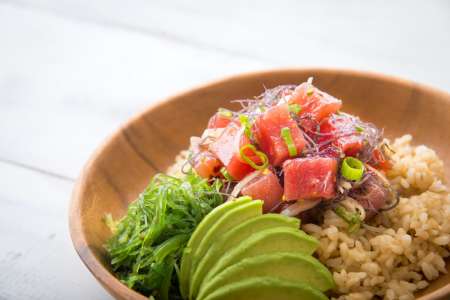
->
{"left": 283, "top": 157, "right": 338, "bottom": 200}
{"left": 289, "top": 82, "right": 342, "bottom": 122}
{"left": 318, "top": 115, "right": 364, "bottom": 157}
{"left": 207, "top": 111, "right": 234, "bottom": 129}
{"left": 209, "top": 123, "right": 240, "bottom": 165}
{"left": 209, "top": 123, "right": 260, "bottom": 180}
{"left": 369, "top": 149, "right": 392, "bottom": 171}
{"left": 193, "top": 151, "right": 222, "bottom": 179}
{"left": 338, "top": 135, "right": 364, "bottom": 156}
{"left": 225, "top": 156, "right": 256, "bottom": 181}
{"left": 241, "top": 170, "right": 284, "bottom": 212}
{"left": 254, "top": 104, "right": 305, "bottom": 166}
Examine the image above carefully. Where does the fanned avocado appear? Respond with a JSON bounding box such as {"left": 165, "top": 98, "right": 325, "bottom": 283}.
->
{"left": 181, "top": 198, "right": 263, "bottom": 298}
{"left": 179, "top": 197, "right": 252, "bottom": 298}
{"left": 201, "top": 227, "right": 319, "bottom": 287}
{"left": 188, "top": 200, "right": 263, "bottom": 291}
{"left": 202, "top": 276, "right": 328, "bottom": 300}
{"left": 197, "top": 252, "right": 334, "bottom": 300}
{"left": 190, "top": 214, "right": 300, "bottom": 299}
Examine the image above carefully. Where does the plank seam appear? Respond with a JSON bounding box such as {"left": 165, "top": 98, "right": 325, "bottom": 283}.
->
{"left": 0, "top": 157, "right": 75, "bottom": 182}
{"left": 0, "top": 0, "right": 275, "bottom": 64}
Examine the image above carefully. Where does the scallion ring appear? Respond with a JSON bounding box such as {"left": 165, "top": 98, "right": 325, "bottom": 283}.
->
{"left": 220, "top": 167, "right": 233, "bottom": 181}
{"left": 334, "top": 205, "right": 361, "bottom": 233}
{"left": 218, "top": 108, "right": 233, "bottom": 119}
{"left": 239, "top": 114, "right": 253, "bottom": 139}
{"left": 239, "top": 144, "right": 269, "bottom": 170}
{"left": 341, "top": 157, "right": 364, "bottom": 181}
{"left": 288, "top": 103, "right": 302, "bottom": 114}
{"left": 280, "top": 127, "right": 297, "bottom": 157}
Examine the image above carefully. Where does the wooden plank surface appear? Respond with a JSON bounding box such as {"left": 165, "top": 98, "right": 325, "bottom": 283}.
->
{"left": 0, "top": 3, "right": 265, "bottom": 299}
{"left": 1, "top": 0, "right": 450, "bottom": 179}
{"left": 4, "top": 0, "right": 450, "bottom": 89}
{"left": 0, "top": 0, "right": 449, "bottom": 299}
{"left": 0, "top": 2, "right": 267, "bottom": 179}
{"left": 0, "top": 162, "right": 110, "bottom": 299}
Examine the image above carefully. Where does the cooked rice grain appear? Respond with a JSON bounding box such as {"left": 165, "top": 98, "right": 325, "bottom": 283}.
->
{"left": 303, "top": 135, "right": 450, "bottom": 300}
{"left": 166, "top": 150, "right": 189, "bottom": 178}
{"left": 167, "top": 135, "right": 449, "bottom": 299}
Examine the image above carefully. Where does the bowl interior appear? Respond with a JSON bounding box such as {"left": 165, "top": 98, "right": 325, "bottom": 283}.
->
{"left": 70, "top": 69, "right": 450, "bottom": 299}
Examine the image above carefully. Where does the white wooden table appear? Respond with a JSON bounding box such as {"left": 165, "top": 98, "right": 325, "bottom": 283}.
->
{"left": 0, "top": 1, "right": 449, "bottom": 299}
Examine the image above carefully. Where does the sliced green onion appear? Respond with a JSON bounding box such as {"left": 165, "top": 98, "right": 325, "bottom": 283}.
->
{"left": 280, "top": 127, "right": 297, "bottom": 157}
{"left": 334, "top": 205, "right": 361, "bottom": 233}
{"left": 341, "top": 157, "right": 364, "bottom": 181}
{"left": 239, "top": 115, "right": 253, "bottom": 139}
{"left": 262, "top": 168, "right": 270, "bottom": 175}
{"left": 218, "top": 108, "right": 233, "bottom": 119}
{"left": 288, "top": 103, "right": 302, "bottom": 114}
{"left": 239, "top": 144, "right": 269, "bottom": 170}
{"left": 220, "top": 167, "right": 233, "bottom": 181}
{"left": 239, "top": 114, "right": 248, "bottom": 125}
{"left": 355, "top": 126, "right": 364, "bottom": 133}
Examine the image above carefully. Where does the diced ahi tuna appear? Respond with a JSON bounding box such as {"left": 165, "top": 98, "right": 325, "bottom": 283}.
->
{"left": 283, "top": 157, "right": 338, "bottom": 200}
{"left": 318, "top": 115, "right": 364, "bottom": 157}
{"left": 193, "top": 151, "right": 222, "bottom": 179}
{"left": 369, "top": 149, "right": 392, "bottom": 171}
{"left": 225, "top": 156, "right": 256, "bottom": 181}
{"left": 339, "top": 136, "right": 364, "bottom": 156}
{"left": 289, "top": 82, "right": 342, "bottom": 122}
{"left": 350, "top": 166, "right": 391, "bottom": 217}
{"left": 207, "top": 112, "right": 233, "bottom": 129}
{"left": 209, "top": 123, "right": 239, "bottom": 165}
{"left": 209, "top": 123, "right": 260, "bottom": 180}
{"left": 241, "top": 170, "right": 283, "bottom": 212}
{"left": 254, "top": 104, "right": 305, "bottom": 166}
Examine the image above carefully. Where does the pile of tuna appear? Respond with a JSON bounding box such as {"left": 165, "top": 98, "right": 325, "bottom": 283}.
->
{"left": 189, "top": 80, "right": 395, "bottom": 219}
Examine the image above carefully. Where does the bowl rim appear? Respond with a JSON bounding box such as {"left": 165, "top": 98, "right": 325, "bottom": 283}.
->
{"left": 69, "top": 67, "right": 450, "bottom": 300}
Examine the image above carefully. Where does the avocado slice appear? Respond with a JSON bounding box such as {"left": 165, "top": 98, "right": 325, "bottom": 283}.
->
{"left": 201, "top": 227, "right": 319, "bottom": 288}
{"left": 189, "top": 199, "right": 263, "bottom": 275}
{"left": 198, "top": 252, "right": 334, "bottom": 300}
{"left": 190, "top": 214, "right": 300, "bottom": 299}
{"left": 202, "top": 276, "right": 328, "bottom": 300}
{"left": 182, "top": 198, "right": 263, "bottom": 298}
{"left": 179, "top": 197, "right": 252, "bottom": 298}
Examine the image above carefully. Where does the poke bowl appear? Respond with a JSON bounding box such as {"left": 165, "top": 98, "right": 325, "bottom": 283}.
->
{"left": 70, "top": 69, "right": 450, "bottom": 300}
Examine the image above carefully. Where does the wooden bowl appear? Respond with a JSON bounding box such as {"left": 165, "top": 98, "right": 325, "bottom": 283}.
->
{"left": 70, "top": 69, "right": 450, "bottom": 300}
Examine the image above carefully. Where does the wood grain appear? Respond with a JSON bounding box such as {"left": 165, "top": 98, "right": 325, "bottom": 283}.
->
{"left": 1, "top": 1, "right": 449, "bottom": 299}
{"left": 0, "top": 3, "right": 267, "bottom": 179}
{"left": 0, "top": 162, "right": 110, "bottom": 299}
{"left": 4, "top": 0, "right": 450, "bottom": 90}
{"left": 70, "top": 69, "right": 450, "bottom": 300}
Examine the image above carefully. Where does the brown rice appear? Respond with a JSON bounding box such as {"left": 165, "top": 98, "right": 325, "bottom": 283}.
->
{"left": 303, "top": 135, "right": 449, "bottom": 300}
{"left": 168, "top": 135, "right": 450, "bottom": 300}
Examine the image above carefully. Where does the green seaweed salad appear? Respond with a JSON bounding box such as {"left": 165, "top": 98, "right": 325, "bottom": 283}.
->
{"left": 105, "top": 172, "right": 223, "bottom": 300}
